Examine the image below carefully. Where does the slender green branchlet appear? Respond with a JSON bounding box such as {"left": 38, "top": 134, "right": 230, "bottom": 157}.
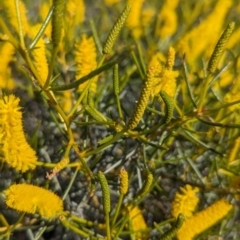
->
{"left": 113, "top": 64, "right": 120, "bottom": 96}
{"left": 160, "top": 91, "right": 174, "bottom": 124}
{"left": 98, "top": 171, "right": 111, "bottom": 213}
{"left": 85, "top": 105, "right": 107, "bottom": 122}
{"left": 207, "top": 21, "right": 235, "bottom": 73}
{"left": 87, "top": 90, "right": 94, "bottom": 108}
{"left": 103, "top": 5, "right": 131, "bottom": 54}
{"left": 128, "top": 67, "right": 155, "bottom": 129}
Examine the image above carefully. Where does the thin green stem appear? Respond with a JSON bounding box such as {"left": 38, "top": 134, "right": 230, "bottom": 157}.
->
{"left": 106, "top": 213, "right": 111, "bottom": 240}
{"left": 0, "top": 214, "right": 9, "bottom": 227}
{"left": 130, "top": 51, "right": 144, "bottom": 79}
{"left": 113, "top": 213, "right": 129, "bottom": 240}
{"left": 15, "top": 0, "right": 25, "bottom": 48}
{"left": 62, "top": 166, "right": 79, "bottom": 201}
{"left": 136, "top": 40, "right": 146, "bottom": 74}
{"left": 67, "top": 78, "right": 95, "bottom": 118}
{"left": 116, "top": 95, "right": 123, "bottom": 119}
{"left": 198, "top": 75, "right": 212, "bottom": 112}
{"left": 111, "top": 194, "right": 124, "bottom": 227}
{"left": 29, "top": 6, "right": 53, "bottom": 50}
{"left": 182, "top": 60, "right": 197, "bottom": 108}
{"left": 90, "top": 18, "right": 102, "bottom": 54}
{"left": 44, "top": 47, "right": 58, "bottom": 89}
{"left": 60, "top": 219, "right": 89, "bottom": 238}
{"left": 70, "top": 214, "right": 95, "bottom": 227}
{"left": 83, "top": 128, "right": 127, "bottom": 157}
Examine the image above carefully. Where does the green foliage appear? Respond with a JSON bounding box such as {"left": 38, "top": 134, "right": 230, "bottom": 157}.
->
{"left": 0, "top": 0, "right": 240, "bottom": 239}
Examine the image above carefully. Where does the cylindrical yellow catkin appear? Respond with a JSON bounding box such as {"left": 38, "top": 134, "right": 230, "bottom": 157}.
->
{"left": 177, "top": 199, "right": 233, "bottom": 240}
{"left": 119, "top": 169, "right": 129, "bottom": 194}
{"left": 5, "top": 183, "right": 64, "bottom": 218}
{"left": 166, "top": 47, "right": 175, "bottom": 70}
{"left": 171, "top": 184, "right": 199, "bottom": 218}
{"left": 0, "top": 42, "right": 15, "bottom": 90}
{"left": 126, "top": 0, "right": 145, "bottom": 38}
{"left": 128, "top": 67, "right": 155, "bottom": 129}
{"left": 0, "top": 95, "right": 37, "bottom": 172}
{"left": 129, "top": 206, "right": 148, "bottom": 239}
{"left": 75, "top": 34, "right": 97, "bottom": 92}
{"left": 2, "top": 0, "right": 30, "bottom": 36}
{"left": 30, "top": 24, "right": 49, "bottom": 86}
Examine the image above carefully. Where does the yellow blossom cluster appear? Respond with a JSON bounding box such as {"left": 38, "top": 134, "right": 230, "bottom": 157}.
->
{"left": 0, "top": 42, "right": 15, "bottom": 90}
{"left": 2, "top": 0, "right": 30, "bottom": 36}
{"left": 126, "top": 0, "right": 145, "bottom": 38}
{"left": 149, "top": 47, "right": 178, "bottom": 99}
{"left": 74, "top": 34, "right": 98, "bottom": 93}
{"left": 0, "top": 95, "right": 37, "bottom": 172}
{"left": 177, "top": 0, "right": 233, "bottom": 65}
{"left": 155, "top": 0, "right": 179, "bottom": 38}
{"left": 29, "top": 24, "right": 49, "bottom": 87}
{"left": 171, "top": 184, "right": 199, "bottom": 218}
{"left": 177, "top": 199, "right": 233, "bottom": 240}
{"left": 5, "top": 183, "right": 63, "bottom": 219}
{"left": 129, "top": 206, "right": 148, "bottom": 239}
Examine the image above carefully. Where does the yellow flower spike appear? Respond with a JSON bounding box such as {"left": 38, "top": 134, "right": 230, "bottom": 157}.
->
{"left": 171, "top": 184, "right": 200, "bottom": 218}
{"left": 103, "top": 5, "right": 131, "bottom": 54}
{"left": 66, "top": 0, "right": 85, "bottom": 23}
{"left": 141, "top": 8, "right": 156, "bottom": 28}
{"left": 176, "top": 0, "right": 233, "bottom": 65}
{"left": 126, "top": 0, "right": 145, "bottom": 38}
{"left": 155, "top": 0, "right": 179, "bottom": 38}
{"left": 65, "top": 0, "right": 85, "bottom": 43}
{"left": 207, "top": 22, "right": 235, "bottom": 74}
{"left": 29, "top": 24, "right": 49, "bottom": 87}
{"left": 0, "top": 95, "right": 37, "bottom": 172}
{"left": 119, "top": 169, "right": 129, "bottom": 195}
{"left": 149, "top": 48, "right": 178, "bottom": 99}
{"left": 128, "top": 67, "right": 155, "bottom": 129}
{"left": 0, "top": 42, "right": 15, "bottom": 90}
{"left": 5, "top": 183, "right": 64, "bottom": 219}
{"left": 98, "top": 171, "right": 111, "bottom": 214}
{"left": 176, "top": 199, "right": 233, "bottom": 240}
{"left": 129, "top": 206, "right": 148, "bottom": 239}
{"left": 2, "top": 0, "right": 30, "bottom": 36}
{"left": 74, "top": 34, "right": 97, "bottom": 92}
{"left": 165, "top": 47, "right": 175, "bottom": 71}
